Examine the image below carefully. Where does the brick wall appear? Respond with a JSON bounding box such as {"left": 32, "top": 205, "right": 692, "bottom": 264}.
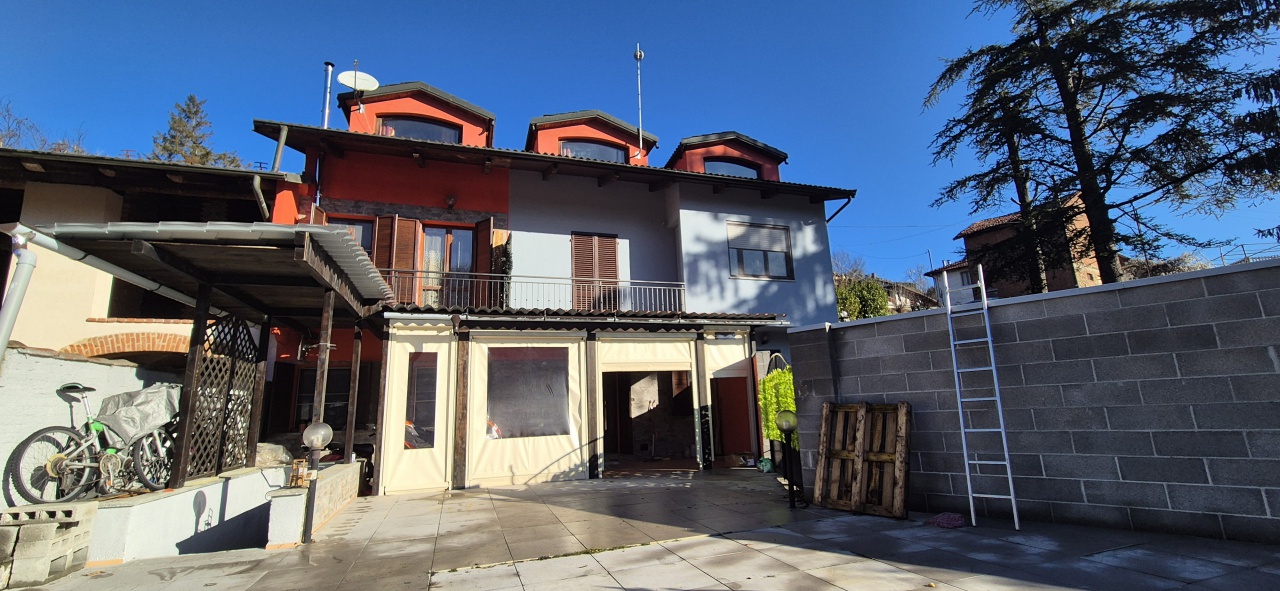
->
{"left": 789, "top": 259, "right": 1280, "bottom": 542}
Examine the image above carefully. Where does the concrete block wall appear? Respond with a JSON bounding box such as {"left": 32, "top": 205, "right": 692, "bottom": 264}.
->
{"left": 789, "top": 260, "right": 1280, "bottom": 542}
{"left": 0, "top": 502, "right": 96, "bottom": 589}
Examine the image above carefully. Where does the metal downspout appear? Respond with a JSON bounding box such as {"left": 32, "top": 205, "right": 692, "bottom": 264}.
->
{"left": 0, "top": 232, "right": 37, "bottom": 371}
{"left": 251, "top": 175, "right": 271, "bottom": 221}
{"left": 826, "top": 192, "right": 855, "bottom": 224}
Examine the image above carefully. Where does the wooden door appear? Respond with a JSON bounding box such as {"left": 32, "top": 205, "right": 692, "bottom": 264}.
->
{"left": 571, "top": 233, "right": 618, "bottom": 310}
{"left": 374, "top": 215, "right": 421, "bottom": 304}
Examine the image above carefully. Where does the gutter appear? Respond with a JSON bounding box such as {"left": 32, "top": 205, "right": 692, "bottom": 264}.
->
{"left": 0, "top": 232, "right": 37, "bottom": 371}
{"left": 826, "top": 191, "right": 856, "bottom": 223}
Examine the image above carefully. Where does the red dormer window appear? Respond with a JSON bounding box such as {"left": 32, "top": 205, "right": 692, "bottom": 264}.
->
{"left": 704, "top": 157, "right": 761, "bottom": 179}
{"left": 378, "top": 116, "right": 463, "bottom": 144}
{"left": 560, "top": 139, "right": 627, "bottom": 163}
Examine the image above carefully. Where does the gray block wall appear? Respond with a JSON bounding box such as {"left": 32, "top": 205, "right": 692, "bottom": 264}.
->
{"left": 789, "top": 259, "right": 1280, "bottom": 542}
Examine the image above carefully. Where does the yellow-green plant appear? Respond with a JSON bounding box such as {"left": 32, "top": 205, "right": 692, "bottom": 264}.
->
{"left": 759, "top": 367, "right": 796, "bottom": 442}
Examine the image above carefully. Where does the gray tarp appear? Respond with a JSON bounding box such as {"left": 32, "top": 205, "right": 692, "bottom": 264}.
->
{"left": 95, "top": 383, "right": 181, "bottom": 448}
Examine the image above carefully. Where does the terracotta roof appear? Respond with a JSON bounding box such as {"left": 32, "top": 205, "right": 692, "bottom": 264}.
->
{"left": 956, "top": 212, "right": 1021, "bottom": 239}
{"left": 336, "top": 82, "right": 496, "bottom": 121}
{"left": 664, "top": 131, "right": 788, "bottom": 168}
{"left": 525, "top": 110, "right": 658, "bottom": 150}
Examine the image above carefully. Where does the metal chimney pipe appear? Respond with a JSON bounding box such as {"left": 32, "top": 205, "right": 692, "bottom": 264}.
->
{"left": 0, "top": 232, "right": 36, "bottom": 373}
{"left": 322, "top": 62, "right": 335, "bottom": 129}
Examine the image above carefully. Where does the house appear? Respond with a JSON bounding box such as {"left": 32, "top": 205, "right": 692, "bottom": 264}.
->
{"left": 927, "top": 202, "right": 1101, "bottom": 303}
{"left": 252, "top": 80, "right": 852, "bottom": 493}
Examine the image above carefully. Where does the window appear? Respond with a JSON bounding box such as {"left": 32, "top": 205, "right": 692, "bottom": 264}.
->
{"left": 727, "top": 222, "right": 792, "bottom": 279}
{"left": 486, "top": 347, "right": 571, "bottom": 438}
{"left": 704, "top": 158, "right": 761, "bottom": 179}
{"left": 296, "top": 368, "right": 351, "bottom": 430}
{"left": 560, "top": 140, "right": 626, "bottom": 163}
{"left": 570, "top": 233, "right": 618, "bottom": 310}
{"left": 378, "top": 116, "right": 463, "bottom": 144}
{"left": 330, "top": 218, "right": 374, "bottom": 254}
{"left": 422, "top": 226, "right": 474, "bottom": 307}
{"left": 405, "top": 353, "right": 437, "bottom": 449}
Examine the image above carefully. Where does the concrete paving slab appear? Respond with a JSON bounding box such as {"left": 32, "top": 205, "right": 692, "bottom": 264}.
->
{"left": 659, "top": 535, "right": 747, "bottom": 560}
{"left": 1022, "top": 557, "right": 1186, "bottom": 590}
{"left": 718, "top": 569, "right": 847, "bottom": 591}
{"left": 1084, "top": 546, "right": 1240, "bottom": 583}
{"left": 807, "top": 559, "right": 944, "bottom": 590}
{"left": 428, "top": 564, "right": 521, "bottom": 591}
{"left": 724, "top": 526, "right": 815, "bottom": 550}
{"left": 1182, "top": 566, "right": 1280, "bottom": 590}
{"left": 522, "top": 572, "right": 622, "bottom": 591}
{"left": 514, "top": 553, "right": 605, "bottom": 585}
{"left": 685, "top": 548, "right": 797, "bottom": 584}
{"left": 508, "top": 534, "right": 587, "bottom": 561}
{"left": 758, "top": 540, "right": 866, "bottom": 571}
{"left": 608, "top": 560, "right": 722, "bottom": 591}
{"left": 590, "top": 542, "right": 683, "bottom": 573}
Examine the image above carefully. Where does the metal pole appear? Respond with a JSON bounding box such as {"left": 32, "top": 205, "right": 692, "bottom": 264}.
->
{"left": 302, "top": 449, "right": 320, "bottom": 543}
{"left": 0, "top": 233, "right": 36, "bottom": 373}
{"left": 634, "top": 43, "right": 644, "bottom": 163}
{"left": 343, "top": 325, "right": 362, "bottom": 463}
{"left": 322, "top": 62, "right": 335, "bottom": 129}
{"left": 785, "top": 431, "right": 796, "bottom": 509}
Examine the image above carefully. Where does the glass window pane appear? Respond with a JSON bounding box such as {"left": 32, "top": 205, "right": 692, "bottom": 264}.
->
{"left": 766, "top": 251, "right": 789, "bottom": 277}
{"left": 560, "top": 140, "right": 626, "bottom": 163}
{"left": 742, "top": 250, "right": 766, "bottom": 276}
{"left": 486, "top": 347, "right": 570, "bottom": 438}
{"left": 405, "top": 353, "right": 437, "bottom": 448}
{"left": 295, "top": 368, "right": 351, "bottom": 430}
{"left": 330, "top": 220, "right": 374, "bottom": 253}
{"left": 450, "top": 229, "right": 474, "bottom": 272}
{"left": 704, "top": 159, "right": 760, "bottom": 178}
{"left": 380, "top": 117, "right": 462, "bottom": 143}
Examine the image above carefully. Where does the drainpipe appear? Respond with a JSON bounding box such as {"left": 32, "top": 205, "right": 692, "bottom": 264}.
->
{"left": 0, "top": 232, "right": 37, "bottom": 371}
{"left": 251, "top": 174, "right": 271, "bottom": 221}
{"left": 825, "top": 191, "right": 856, "bottom": 224}
{"left": 0, "top": 223, "right": 226, "bottom": 318}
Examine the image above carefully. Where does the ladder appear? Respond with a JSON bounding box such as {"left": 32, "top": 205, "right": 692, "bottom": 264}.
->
{"left": 941, "top": 264, "right": 1020, "bottom": 530}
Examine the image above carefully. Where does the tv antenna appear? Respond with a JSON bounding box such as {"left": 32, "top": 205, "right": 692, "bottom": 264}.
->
{"left": 634, "top": 43, "right": 645, "bottom": 162}
{"left": 337, "top": 60, "right": 380, "bottom": 114}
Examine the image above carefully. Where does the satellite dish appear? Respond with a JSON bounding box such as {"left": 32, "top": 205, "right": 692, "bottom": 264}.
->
{"left": 337, "top": 70, "right": 379, "bottom": 92}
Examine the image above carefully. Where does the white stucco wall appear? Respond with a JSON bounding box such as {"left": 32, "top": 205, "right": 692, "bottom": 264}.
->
{"left": 507, "top": 171, "right": 680, "bottom": 288}
{"left": 675, "top": 184, "right": 838, "bottom": 327}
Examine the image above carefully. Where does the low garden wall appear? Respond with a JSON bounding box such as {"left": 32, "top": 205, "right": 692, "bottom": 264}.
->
{"left": 789, "top": 259, "right": 1280, "bottom": 542}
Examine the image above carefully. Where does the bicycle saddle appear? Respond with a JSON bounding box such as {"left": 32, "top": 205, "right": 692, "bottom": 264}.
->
{"left": 59, "top": 383, "right": 96, "bottom": 395}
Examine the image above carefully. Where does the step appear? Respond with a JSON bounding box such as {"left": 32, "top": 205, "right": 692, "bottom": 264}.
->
{"left": 957, "top": 366, "right": 994, "bottom": 373}
{"left": 972, "top": 493, "right": 1014, "bottom": 500}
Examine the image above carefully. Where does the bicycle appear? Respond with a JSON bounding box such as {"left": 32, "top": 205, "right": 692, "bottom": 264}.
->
{"left": 7, "top": 383, "right": 179, "bottom": 504}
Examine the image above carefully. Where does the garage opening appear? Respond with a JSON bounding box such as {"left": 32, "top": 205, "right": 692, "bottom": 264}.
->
{"left": 601, "top": 371, "right": 698, "bottom": 473}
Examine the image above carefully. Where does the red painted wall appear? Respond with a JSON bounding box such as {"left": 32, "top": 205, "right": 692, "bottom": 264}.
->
{"left": 530, "top": 120, "right": 651, "bottom": 166}
{"left": 669, "top": 141, "right": 781, "bottom": 181}
{"left": 319, "top": 151, "right": 509, "bottom": 213}
{"left": 344, "top": 95, "right": 492, "bottom": 147}
{"left": 271, "top": 180, "right": 313, "bottom": 224}
{"left": 273, "top": 327, "right": 382, "bottom": 365}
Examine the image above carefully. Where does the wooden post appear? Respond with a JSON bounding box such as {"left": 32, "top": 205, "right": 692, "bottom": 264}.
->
{"left": 343, "top": 324, "right": 362, "bottom": 463}
{"left": 245, "top": 317, "right": 272, "bottom": 468}
{"left": 451, "top": 328, "right": 471, "bottom": 489}
{"left": 311, "top": 289, "right": 335, "bottom": 425}
{"left": 694, "top": 333, "right": 712, "bottom": 471}
{"left": 170, "top": 283, "right": 212, "bottom": 489}
{"left": 585, "top": 332, "right": 599, "bottom": 478}
{"left": 370, "top": 335, "right": 390, "bottom": 495}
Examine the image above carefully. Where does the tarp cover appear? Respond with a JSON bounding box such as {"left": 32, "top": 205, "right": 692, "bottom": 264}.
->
{"left": 96, "top": 383, "right": 181, "bottom": 448}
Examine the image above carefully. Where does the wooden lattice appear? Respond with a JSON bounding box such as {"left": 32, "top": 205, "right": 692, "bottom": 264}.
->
{"left": 185, "top": 317, "right": 259, "bottom": 479}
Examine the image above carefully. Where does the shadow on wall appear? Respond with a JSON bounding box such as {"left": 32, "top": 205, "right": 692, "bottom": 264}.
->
{"left": 174, "top": 489, "right": 269, "bottom": 554}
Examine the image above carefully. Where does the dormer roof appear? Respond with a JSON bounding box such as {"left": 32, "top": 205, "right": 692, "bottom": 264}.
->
{"left": 525, "top": 110, "right": 658, "bottom": 151}
{"left": 337, "top": 81, "right": 496, "bottom": 122}
{"left": 664, "top": 131, "right": 788, "bottom": 167}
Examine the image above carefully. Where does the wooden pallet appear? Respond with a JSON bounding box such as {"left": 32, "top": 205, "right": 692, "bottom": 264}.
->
{"left": 812, "top": 401, "right": 910, "bottom": 518}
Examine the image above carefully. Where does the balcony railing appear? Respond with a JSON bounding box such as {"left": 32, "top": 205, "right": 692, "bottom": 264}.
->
{"left": 381, "top": 270, "right": 686, "bottom": 313}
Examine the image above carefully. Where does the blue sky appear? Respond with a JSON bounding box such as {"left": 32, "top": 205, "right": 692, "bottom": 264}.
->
{"left": 4, "top": 1, "right": 1276, "bottom": 279}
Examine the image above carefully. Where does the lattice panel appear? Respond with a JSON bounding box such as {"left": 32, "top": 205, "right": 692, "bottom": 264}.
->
{"left": 184, "top": 317, "right": 261, "bottom": 479}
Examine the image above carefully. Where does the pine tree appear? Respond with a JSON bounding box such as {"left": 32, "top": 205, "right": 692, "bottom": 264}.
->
{"left": 929, "top": 0, "right": 1280, "bottom": 284}
{"left": 150, "top": 95, "right": 242, "bottom": 168}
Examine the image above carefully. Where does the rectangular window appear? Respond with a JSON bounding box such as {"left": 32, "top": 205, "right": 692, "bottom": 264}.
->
{"left": 330, "top": 218, "right": 374, "bottom": 254}
{"left": 486, "top": 347, "right": 570, "bottom": 438}
{"left": 727, "top": 222, "right": 792, "bottom": 279}
{"left": 296, "top": 368, "right": 351, "bottom": 431}
{"left": 571, "top": 233, "right": 619, "bottom": 310}
{"left": 422, "top": 226, "right": 474, "bottom": 307}
{"left": 405, "top": 353, "right": 437, "bottom": 449}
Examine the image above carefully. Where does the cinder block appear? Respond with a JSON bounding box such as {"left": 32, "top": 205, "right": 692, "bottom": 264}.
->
{"left": 1246, "top": 432, "right": 1280, "bottom": 459}
{"left": 837, "top": 356, "right": 881, "bottom": 376}
{"left": 1118, "top": 279, "right": 1205, "bottom": 307}
{"left": 833, "top": 324, "right": 877, "bottom": 342}
{"left": 1032, "top": 407, "right": 1109, "bottom": 430}
{"left": 1151, "top": 431, "right": 1249, "bottom": 458}
{"left": 929, "top": 350, "right": 954, "bottom": 370}
{"left": 1072, "top": 431, "right": 1155, "bottom": 456}
{"left": 1215, "top": 316, "right": 1280, "bottom": 348}
{"left": 1016, "top": 315, "right": 1088, "bottom": 341}
{"left": 12, "top": 523, "right": 58, "bottom": 559}
{"left": 1, "top": 558, "right": 10, "bottom": 589}
{"left": 1260, "top": 288, "right": 1280, "bottom": 317}
{"left": 1220, "top": 514, "right": 1280, "bottom": 543}
{"left": 880, "top": 352, "right": 933, "bottom": 373}
{"left": 1083, "top": 480, "right": 1170, "bottom": 509}
{"left": 924, "top": 493, "right": 970, "bottom": 515}
{"left": 990, "top": 323, "right": 1018, "bottom": 344}
{"left": 909, "top": 431, "right": 949, "bottom": 452}
{"left": 1126, "top": 325, "right": 1218, "bottom": 355}
{"left": 1203, "top": 266, "right": 1280, "bottom": 296}
{"left": 874, "top": 316, "right": 927, "bottom": 336}
{"left": 1208, "top": 459, "right": 1280, "bottom": 488}
{"left": 1010, "top": 453, "right": 1045, "bottom": 477}
{"left": 993, "top": 340, "right": 1054, "bottom": 365}
{"left": 1129, "top": 508, "right": 1224, "bottom": 538}
{"left": 0, "top": 528, "right": 16, "bottom": 559}
{"left": 1049, "top": 501, "right": 1133, "bottom": 529}
{"left": 1230, "top": 374, "right": 1280, "bottom": 401}
{"left": 917, "top": 452, "right": 964, "bottom": 474}
{"left": 1001, "top": 385, "right": 1064, "bottom": 409}
{"left": 1093, "top": 354, "right": 1178, "bottom": 382}
{"left": 1167, "top": 484, "right": 1267, "bottom": 516}
{"left": 1106, "top": 404, "right": 1194, "bottom": 430}
{"left": 1139, "top": 377, "right": 1233, "bottom": 404}
{"left": 1085, "top": 304, "right": 1169, "bottom": 335}
{"left": 1023, "top": 360, "right": 1095, "bottom": 385}
{"left": 1118, "top": 456, "right": 1209, "bottom": 484}
{"left": 1178, "top": 348, "right": 1279, "bottom": 378}
{"left": 989, "top": 300, "right": 1046, "bottom": 323}
{"left": 1053, "top": 333, "right": 1131, "bottom": 361}
{"left": 1266, "top": 489, "right": 1280, "bottom": 517}
{"left": 1009, "top": 430, "right": 1075, "bottom": 454}
{"left": 858, "top": 372, "right": 907, "bottom": 394}
{"left": 905, "top": 370, "right": 953, "bottom": 393}
{"left": 1062, "top": 381, "right": 1140, "bottom": 407}
{"left": 1193, "top": 402, "right": 1280, "bottom": 430}
{"left": 890, "top": 391, "right": 940, "bottom": 412}
{"left": 913, "top": 411, "right": 960, "bottom": 432}
{"left": 1041, "top": 454, "right": 1119, "bottom": 480}
{"left": 1043, "top": 291, "right": 1121, "bottom": 316}
{"left": 1167, "top": 293, "right": 1262, "bottom": 326}
{"left": 855, "top": 335, "right": 905, "bottom": 357}
{"left": 903, "top": 330, "right": 950, "bottom": 353}
{"left": 1011, "top": 476, "right": 1086, "bottom": 502}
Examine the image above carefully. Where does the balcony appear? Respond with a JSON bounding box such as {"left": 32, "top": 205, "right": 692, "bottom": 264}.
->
{"left": 380, "top": 270, "right": 685, "bottom": 313}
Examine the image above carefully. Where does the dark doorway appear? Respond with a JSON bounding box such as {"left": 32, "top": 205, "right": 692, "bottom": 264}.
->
{"left": 601, "top": 371, "right": 697, "bottom": 472}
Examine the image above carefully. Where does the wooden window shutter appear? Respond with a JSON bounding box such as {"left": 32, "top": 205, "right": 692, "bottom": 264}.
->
{"left": 597, "top": 236, "right": 618, "bottom": 281}
{"left": 475, "top": 218, "right": 495, "bottom": 307}
{"left": 392, "top": 217, "right": 420, "bottom": 269}
{"left": 373, "top": 215, "right": 397, "bottom": 269}
{"left": 373, "top": 215, "right": 422, "bottom": 304}
{"left": 571, "top": 234, "right": 618, "bottom": 310}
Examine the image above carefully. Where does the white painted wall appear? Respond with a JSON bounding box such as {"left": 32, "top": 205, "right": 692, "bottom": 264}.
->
{"left": 675, "top": 184, "right": 838, "bottom": 327}
{"left": 0, "top": 348, "right": 178, "bottom": 507}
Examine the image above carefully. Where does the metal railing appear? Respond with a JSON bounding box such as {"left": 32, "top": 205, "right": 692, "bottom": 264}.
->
{"left": 381, "top": 270, "right": 686, "bottom": 313}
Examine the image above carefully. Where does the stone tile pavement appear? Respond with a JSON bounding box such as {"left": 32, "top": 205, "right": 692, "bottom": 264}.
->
{"left": 27, "top": 470, "right": 1280, "bottom": 590}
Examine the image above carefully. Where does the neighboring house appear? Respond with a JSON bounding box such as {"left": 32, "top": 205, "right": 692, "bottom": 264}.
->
{"left": 927, "top": 203, "right": 1102, "bottom": 303}
{"left": 252, "top": 80, "right": 851, "bottom": 492}
{"left": 0, "top": 149, "right": 285, "bottom": 367}
{"left": 874, "top": 277, "right": 938, "bottom": 313}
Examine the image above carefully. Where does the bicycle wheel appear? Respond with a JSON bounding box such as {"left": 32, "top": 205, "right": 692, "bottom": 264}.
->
{"left": 8, "top": 426, "right": 93, "bottom": 504}
{"left": 131, "top": 428, "right": 175, "bottom": 491}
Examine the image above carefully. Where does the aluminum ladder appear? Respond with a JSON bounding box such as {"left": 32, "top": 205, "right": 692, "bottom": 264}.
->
{"left": 941, "top": 264, "right": 1020, "bottom": 530}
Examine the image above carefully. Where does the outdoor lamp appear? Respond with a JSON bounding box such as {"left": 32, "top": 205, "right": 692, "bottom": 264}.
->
{"left": 775, "top": 410, "right": 800, "bottom": 509}
{"left": 301, "top": 421, "right": 332, "bottom": 544}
